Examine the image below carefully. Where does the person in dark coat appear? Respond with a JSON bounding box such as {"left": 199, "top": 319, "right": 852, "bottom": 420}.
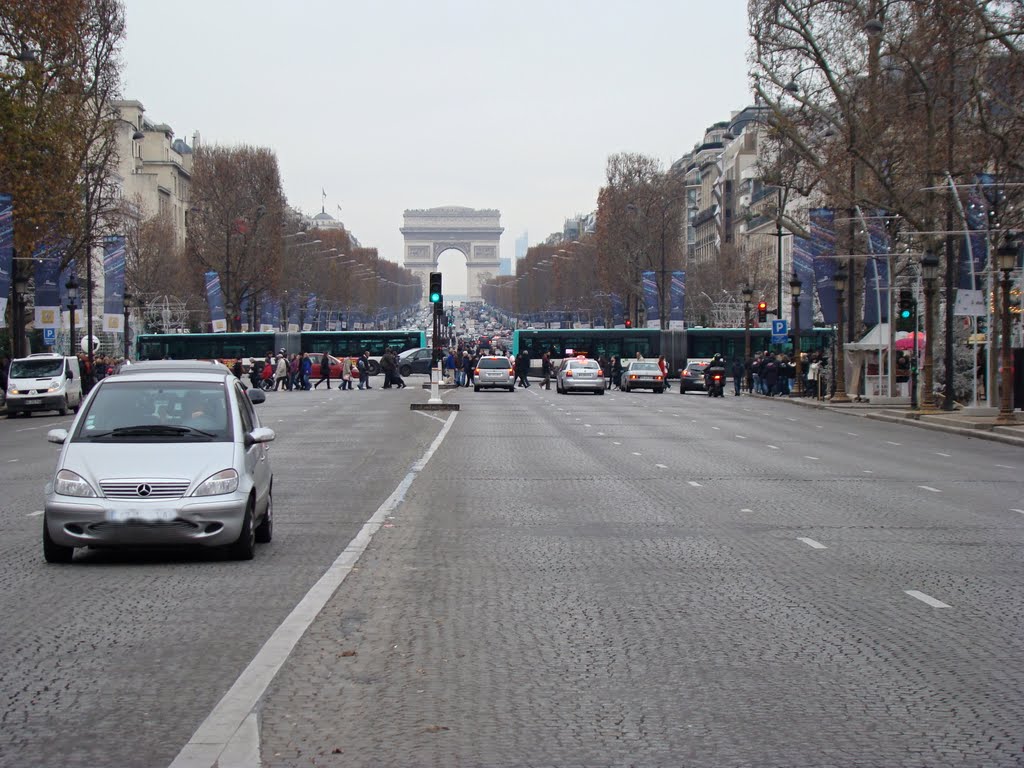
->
{"left": 314, "top": 352, "right": 332, "bottom": 389}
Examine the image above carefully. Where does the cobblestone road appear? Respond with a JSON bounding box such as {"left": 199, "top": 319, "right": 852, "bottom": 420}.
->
{"left": 2, "top": 382, "right": 1022, "bottom": 767}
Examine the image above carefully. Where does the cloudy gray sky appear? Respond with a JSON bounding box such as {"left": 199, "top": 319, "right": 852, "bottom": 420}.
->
{"left": 122, "top": 0, "right": 752, "bottom": 293}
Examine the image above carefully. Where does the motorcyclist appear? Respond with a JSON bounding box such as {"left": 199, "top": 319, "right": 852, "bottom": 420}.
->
{"left": 705, "top": 353, "right": 727, "bottom": 396}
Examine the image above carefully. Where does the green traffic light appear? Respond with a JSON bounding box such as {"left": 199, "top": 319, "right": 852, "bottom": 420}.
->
{"left": 430, "top": 292, "right": 441, "bottom": 302}
{"left": 900, "top": 309, "right": 912, "bottom": 319}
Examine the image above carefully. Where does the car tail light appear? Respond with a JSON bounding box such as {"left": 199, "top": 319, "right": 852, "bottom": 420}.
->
{"left": 474, "top": 368, "right": 480, "bottom": 375}
{"left": 713, "top": 374, "right": 722, "bottom": 381}
{"left": 508, "top": 369, "right": 514, "bottom": 376}
{"left": 597, "top": 369, "right": 603, "bottom": 376}
{"left": 655, "top": 375, "right": 662, "bottom": 380}
{"left": 566, "top": 370, "right": 573, "bottom": 377}
{"left": 682, "top": 371, "right": 691, "bottom": 377}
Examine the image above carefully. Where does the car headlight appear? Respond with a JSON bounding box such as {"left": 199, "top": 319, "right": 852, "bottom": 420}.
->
{"left": 47, "top": 379, "right": 62, "bottom": 392}
{"left": 54, "top": 469, "right": 98, "bottom": 498}
{"left": 7, "top": 382, "right": 15, "bottom": 394}
{"left": 193, "top": 468, "right": 239, "bottom": 497}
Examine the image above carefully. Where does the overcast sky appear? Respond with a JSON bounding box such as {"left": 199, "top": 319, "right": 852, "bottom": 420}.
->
{"left": 122, "top": 0, "right": 752, "bottom": 294}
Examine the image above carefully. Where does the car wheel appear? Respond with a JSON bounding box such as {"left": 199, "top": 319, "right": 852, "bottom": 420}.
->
{"left": 474, "top": 386, "right": 480, "bottom": 392}
{"left": 43, "top": 517, "right": 74, "bottom": 564}
{"left": 228, "top": 500, "right": 256, "bottom": 561}
{"left": 400, "top": 365, "right": 412, "bottom": 377}
{"left": 508, "top": 386, "right": 515, "bottom": 392}
{"left": 597, "top": 389, "right": 604, "bottom": 395}
{"left": 255, "top": 490, "right": 273, "bottom": 544}
{"left": 367, "top": 360, "right": 381, "bottom": 376}
{"left": 656, "top": 387, "right": 664, "bottom": 394}
{"left": 58, "top": 397, "right": 69, "bottom": 416}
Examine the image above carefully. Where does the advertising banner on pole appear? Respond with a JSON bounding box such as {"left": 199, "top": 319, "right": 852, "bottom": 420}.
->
{"left": 610, "top": 293, "right": 624, "bottom": 327}
{"left": 205, "top": 271, "right": 227, "bottom": 332}
{"left": 960, "top": 175, "right": 992, "bottom": 291}
{"left": 287, "top": 299, "right": 299, "bottom": 333}
{"left": 303, "top": 295, "right": 316, "bottom": 331}
{"left": 810, "top": 208, "right": 839, "bottom": 325}
{"left": 238, "top": 295, "right": 250, "bottom": 332}
{"left": 58, "top": 259, "right": 84, "bottom": 330}
{"left": 0, "top": 193, "right": 12, "bottom": 327}
{"left": 260, "top": 298, "right": 278, "bottom": 332}
{"left": 34, "top": 242, "right": 63, "bottom": 329}
{"left": 641, "top": 271, "right": 659, "bottom": 327}
{"left": 791, "top": 234, "right": 815, "bottom": 331}
{"left": 102, "top": 236, "right": 126, "bottom": 331}
{"left": 669, "top": 271, "right": 686, "bottom": 328}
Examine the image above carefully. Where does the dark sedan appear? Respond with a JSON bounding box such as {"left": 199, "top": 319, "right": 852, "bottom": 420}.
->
{"left": 679, "top": 362, "right": 708, "bottom": 393}
{"left": 397, "top": 347, "right": 434, "bottom": 377}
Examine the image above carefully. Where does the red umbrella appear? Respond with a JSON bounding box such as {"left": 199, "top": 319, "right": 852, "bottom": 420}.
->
{"left": 895, "top": 332, "right": 925, "bottom": 351}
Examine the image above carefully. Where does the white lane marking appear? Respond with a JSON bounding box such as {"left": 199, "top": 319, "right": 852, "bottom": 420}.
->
{"left": 815, "top": 425, "right": 824, "bottom": 429}
{"left": 1011, "top": 508, "right": 1024, "bottom": 514}
{"left": 804, "top": 456, "right": 820, "bottom": 461}
{"left": 597, "top": 432, "right": 605, "bottom": 436}
{"left": 8, "top": 459, "right": 18, "bottom": 462}
{"left": 16, "top": 426, "right": 41, "bottom": 432}
{"left": 218, "top": 711, "right": 260, "bottom": 768}
{"left": 797, "top": 537, "right": 828, "bottom": 550}
{"left": 27, "top": 510, "right": 43, "bottom": 517}
{"left": 584, "top": 424, "right": 591, "bottom": 428}
{"left": 672, "top": 413, "right": 679, "bottom": 417}
{"left": 918, "top": 485, "right": 942, "bottom": 493}
{"left": 740, "top": 508, "right": 752, "bottom": 512}
{"left": 632, "top": 452, "right": 642, "bottom": 456}
{"left": 846, "top": 432, "right": 859, "bottom": 436}
{"left": 655, "top": 463, "right": 668, "bottom": 469}
{"left": 735, "top": 435, "right": 747, "bottom": 440}
{"left": 766, "top": 445, "right": 779, "bottom": 450}
{"left": 863, "top": 470, "right": 874, "bottom": 474}
{"left": 613, "top": 441, "right": 621, "bottom": 445}
{"left": 412, "top": 410, "right": 446, "bottom": 424}
{"left": 995, "top": 464, "right": 1014, "bottom": 470}
{"left": 935, "top": 452, "right": 951, "bottom": 457}
{"left": 786, "top": 417, "right": 796, "bottom": 422}
{"left": 885, "top": 440, "right": 901, "bottom": 446}
{"left": 761, "top": 412, "right": 771, "bottom": 416}
{"left": 168, "top": 412, "right": 458, "bottom": 768}
{"left": 905, "top": 590, "right": 951, "bottom": 609}
{"left": 711, "top": 426, "right": 720, "bottom": 431}
{"left": 687, "top": 481, "right": 702, "bottom": 487}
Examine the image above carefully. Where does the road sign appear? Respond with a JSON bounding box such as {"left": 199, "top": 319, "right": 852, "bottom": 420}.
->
{"left": 42, "top": 328, "right": 56, "bottom": 346}
{"left": 771, "top": 319, "right": 788, "bottom": 344}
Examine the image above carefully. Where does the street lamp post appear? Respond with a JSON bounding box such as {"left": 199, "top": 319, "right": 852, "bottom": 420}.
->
{"left": 919, "top": 251, "right": 940, "bottom": 412}
{"left": 742, "top": 285, "right": 753, "bottom": 387}
{"left": 122, "top": 291, "right": 132, "bottom": 360}
{"left": 13, "top": 271, "right": 29, "bottom": 358}
{"left": 66, "top": 274, "right": 79, "bottom": 358}
{"left": 996, "top": 243, "right": 1018, "bottom": 425}
{"left": 831, "top": 265, "right": 852, "bottom": 403}
{"left": 790, "top": 272, "right": 803, "bottom": 397}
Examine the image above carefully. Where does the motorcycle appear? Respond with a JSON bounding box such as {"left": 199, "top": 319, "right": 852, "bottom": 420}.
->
{"left": 705, "top": 366, "right": 726, "bottom": 398}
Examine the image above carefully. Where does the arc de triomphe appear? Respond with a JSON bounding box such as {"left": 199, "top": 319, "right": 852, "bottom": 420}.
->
{"left": 400, "top": 207, "right": 503, "bottom": 302}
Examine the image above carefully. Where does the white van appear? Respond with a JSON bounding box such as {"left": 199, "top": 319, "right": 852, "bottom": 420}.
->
{"left": 6, "top": 353, "right": 83, "bottom": 417}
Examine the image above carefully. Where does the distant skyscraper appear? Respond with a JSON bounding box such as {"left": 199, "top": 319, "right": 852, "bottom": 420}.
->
{"left": 511, "top": 230, "right": 528, "bottom": 275}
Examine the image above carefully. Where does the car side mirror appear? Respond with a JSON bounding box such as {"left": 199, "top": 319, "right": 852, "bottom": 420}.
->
{"left": 247, "top": 388, "right": 266, "bottom": 405}
{"left": 47, "top": 428, "right": 69, "bottom": 444}
{"left": 247, "top": 426, "right": 275, "bottom": 445}
{"left": 66, "top": 369, "right": 74, "bottom": 380}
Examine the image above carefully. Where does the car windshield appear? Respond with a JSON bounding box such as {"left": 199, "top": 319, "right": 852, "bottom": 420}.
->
{"left": 478, "top": 358, "right": 510, "bottom": 369}
{"left": 631, "top": 362, "right": 659, "bottom": 371}
{"left": 75, "top": 380, "right": 231, "bottom": 442}
{"left": 10, "top": 358, "right": 64, "bottom": 378}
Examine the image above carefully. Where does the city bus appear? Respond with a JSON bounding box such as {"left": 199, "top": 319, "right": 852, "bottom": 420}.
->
{"left": 137, "top": 330, "right": 426, "bottom": 375}
{"left": 511, "top": 327, "right": 833, "bottom": 377}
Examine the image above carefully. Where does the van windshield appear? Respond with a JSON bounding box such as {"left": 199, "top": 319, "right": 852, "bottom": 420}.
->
{"left": 10, "top": 358, "right": 65, "bottom": 378}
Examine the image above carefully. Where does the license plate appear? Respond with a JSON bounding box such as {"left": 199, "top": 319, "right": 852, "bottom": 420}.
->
{"left": 107, "top": 508, "right": 176, "bottom": 523}
{"left": 26, "top": 399, "right": 42, "bottom": 405}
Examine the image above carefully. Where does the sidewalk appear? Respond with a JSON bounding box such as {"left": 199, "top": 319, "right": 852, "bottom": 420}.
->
{"left": 750, "top": 391, "right": 1024, "bottom": 448}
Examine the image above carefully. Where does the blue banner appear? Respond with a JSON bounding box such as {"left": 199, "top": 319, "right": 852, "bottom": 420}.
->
{"left": 641, "top": 271, "right": 659, "bottom": 325}
{"left": 791, "top": 234, "right": 815, "bottom": 331}
{"left": 960, "top": 175, "right": 993, "bottom": 290}
{"left": 0, "top": 194, "right": 11, "bottom": 327}
{"left": 863, "top": 214, "right": 890, "bottom": 326}
{"left": 810, "top": 208, "right": 839, "bottom": 325}
{"left": 303, "top": 294, "right": 317, "bottom": 331}
{"left": 204, "top": 271, "right": 226, "bottom": 332}
{"left": 287, "top": 299, "right": 299, "bottom": 332}
{"left": 34, "top": 242, "right": 63, "bottom": 329}
{"left": 103, "top": 235, "right": 126, "bottom": 331}
{"left": 610, "top": 292, "right": 624, "bottom": 326}
{"left": 669, "top": 271, "right": 685, "bottom": 326}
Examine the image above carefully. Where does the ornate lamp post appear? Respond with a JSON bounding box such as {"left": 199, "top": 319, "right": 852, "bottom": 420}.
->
{"left": 831, "top": 265, "right": 851, "bottom": 402}
{"left": 996, "top": 243, "right": 1018, "bottom": 425}
{"left": 742, "top": 284, "right": 753, "bottom": 393}
{"left": 790, "top": 272, "right": 803, "bottom": 397}
{"left": 122, "top": 291, "right": 132, "bottom": 360}
{"left": 919, "top": 251, "right": 940, "bottom": 412}
{"left": 66, "top": 274, "right": 79, "bottom": 358}
{"left": 13, "top": 272, "right": 29, "bottom": 357}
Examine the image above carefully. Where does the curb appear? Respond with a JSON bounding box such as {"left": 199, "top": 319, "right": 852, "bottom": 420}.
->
{"left": 864, "top": 412, "right": 1024, "bottom": 448}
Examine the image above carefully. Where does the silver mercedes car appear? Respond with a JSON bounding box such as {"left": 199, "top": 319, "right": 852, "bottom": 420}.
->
{"left": 42, "top": 366, "right": 275, "bottom": 563}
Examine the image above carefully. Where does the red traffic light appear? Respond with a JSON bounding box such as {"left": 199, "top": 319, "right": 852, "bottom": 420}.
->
{"left": 624, "top": 319, "right": 633, "bottom": 328}
{"left": 757, "top": 302, "right": 767, "bottom": 311}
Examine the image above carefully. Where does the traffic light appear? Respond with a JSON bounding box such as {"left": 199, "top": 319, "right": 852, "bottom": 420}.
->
{"left": 757, "top": 301, "right": 768, "bottom": 322}
{"left": 624, "top": 319, "right": 633, "bottom": 328}
{"left": 898, "top": 288, "right": 914, "bottom": 319}
{"left": 429, "top": 272, "right": 443, "bottom": 305}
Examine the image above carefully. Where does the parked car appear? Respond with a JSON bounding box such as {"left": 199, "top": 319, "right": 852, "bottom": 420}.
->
{"left": 679, "top": 361, "right": 708, "bottom": 393}
{"left": 474, "top": 356, "right": 515, "bottom": 392}
{"left": 556, "top": 356, "right": 605, "bottom": 395}
{"left": 41, "top": 365, "right": 275, "bottom": 563}
{"left": 620, "top": 360, "right": 666, "bottom": 393}
{"left": 397, "top": 347, "right": 435, "bottom": 377}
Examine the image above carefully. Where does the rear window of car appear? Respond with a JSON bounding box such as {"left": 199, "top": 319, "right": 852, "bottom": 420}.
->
{"left": 686, "top": 363, "right": 706, "bottom": 372}
{"left": 631, "top": 362, "right": 659, "bottom": 371}
{"left": 569, "top": 360, "right": 599, "bottom": 369}
{"left": 478, "top": 358, "right": 510, "bottom": 369}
